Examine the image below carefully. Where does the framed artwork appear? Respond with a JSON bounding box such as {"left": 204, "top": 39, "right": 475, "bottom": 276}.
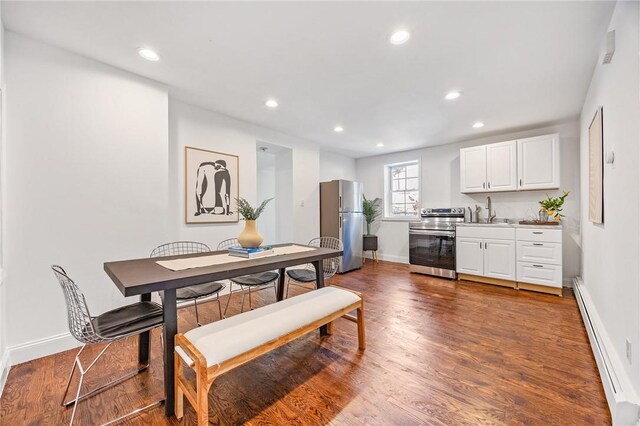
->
{"left": 185, "top": 146, "right": 239, "bottom": 224}
{"left": 588, "top": 107, "right": 604, "bottom": 224}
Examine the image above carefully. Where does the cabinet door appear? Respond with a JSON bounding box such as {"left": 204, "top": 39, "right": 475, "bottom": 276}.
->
{"left": 483, "top": 239, "right": 516, "bottom": 280}
{"left": 486, "top": 141, "right": 517, "bottom": 192}
{"left": 517, "top": 134, "right": 560, "bottom": 190}
{"left": 456, "top": 237, "right": 484, "bottom": 275}
{"left": 460, "top": 146, "right": 487, "bottom": 193}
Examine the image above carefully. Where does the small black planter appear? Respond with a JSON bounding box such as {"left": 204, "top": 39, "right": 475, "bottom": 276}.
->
{"left": 363, "top": 234, "right": 378, "bottom": 251}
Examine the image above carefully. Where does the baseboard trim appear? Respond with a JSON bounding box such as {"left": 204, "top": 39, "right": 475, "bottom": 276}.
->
{"left": 377, "top": 253, "right": 408, "bottom": 264}
{"left": 8, "top": 332, "right": 80, "bottom": 366}
{"left": 0, "top": 349, "right": 9, "bottom": 398}
{"left": 574, "top": 277, "right": 639, "bottom": 425}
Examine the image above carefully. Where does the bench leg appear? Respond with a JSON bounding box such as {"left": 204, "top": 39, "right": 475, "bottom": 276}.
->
{"left": 196, "top": 364, "right": 211, "bottom": 426}
{"left": 357, "top": 303, "right": 366, "bottom": 350}
{"left": 174, "top": 354, "right": 184, "bottom": 419}
{"left": 326, "top": 321, "right": 334, "bottom": 335}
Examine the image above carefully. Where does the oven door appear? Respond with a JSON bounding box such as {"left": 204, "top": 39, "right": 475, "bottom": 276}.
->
{"left": 409, "top": 229, "right": 456, "bottom": 273}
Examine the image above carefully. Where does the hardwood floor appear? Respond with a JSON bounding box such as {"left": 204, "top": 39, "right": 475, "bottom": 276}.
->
{"left": 0, "top": 261, "right": 610, "bottom": 425}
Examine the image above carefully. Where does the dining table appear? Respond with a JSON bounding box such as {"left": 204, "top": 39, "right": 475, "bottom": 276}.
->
{"left": 103, "top": 243, "right": 343, "bottom": 417}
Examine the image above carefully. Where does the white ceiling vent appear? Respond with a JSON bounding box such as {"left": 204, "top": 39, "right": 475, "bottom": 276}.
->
{"left": 602, "top": 30, "right": 615, "bottom": 64}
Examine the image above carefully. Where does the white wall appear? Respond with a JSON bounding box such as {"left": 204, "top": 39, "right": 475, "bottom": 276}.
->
{"left": 320, "top": 150, "right": 357, "bottom": 183}
{"left": 579, "top": 0, "right": 640, "bottom": 403}
{"left": 0, "top": 0, "right": 9, "bottom": 396}
{"left": 256, "top": 150, "right": 277, "bottom": 245}
{"left": 169, "top": 100, "right": 331, "bottom": 248}
{"left": 4, "top": 33, "right": 170, "bottom": 362}
{"left": 356, "top": 120, "right": 581, "bottom": 278}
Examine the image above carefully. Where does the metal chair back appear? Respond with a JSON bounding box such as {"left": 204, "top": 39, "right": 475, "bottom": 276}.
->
{"left": 217, "top": 238, "right": 240, "bottom": 251}
{"left": 51, "top": 266, "right": 102, "bottom": 344}
{"left": 307, "top": 237, "right": 343, "bottom": 279}
{"left": 150, "top": 241, "right": 210, "bottom": 257}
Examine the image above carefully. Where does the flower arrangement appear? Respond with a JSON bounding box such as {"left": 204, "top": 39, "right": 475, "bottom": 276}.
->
{"left": 236, "top": 197, "right": 273, "bottom": 220}
{"left": 539, "top": 191, "right": 569, "bottom": 222}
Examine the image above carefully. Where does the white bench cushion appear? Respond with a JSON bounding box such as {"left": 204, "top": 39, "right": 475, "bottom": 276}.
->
{"left": 178, "top": 287, "right": 361, "bottom": 368}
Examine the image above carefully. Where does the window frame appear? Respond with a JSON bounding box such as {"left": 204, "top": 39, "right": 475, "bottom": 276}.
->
{"left": 383, "top": 160, "right": 421, "bottom": 221}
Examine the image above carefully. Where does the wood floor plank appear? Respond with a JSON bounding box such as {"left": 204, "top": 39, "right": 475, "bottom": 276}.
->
{"left": 0, "top": 261, "right": 609, "bottom": 425}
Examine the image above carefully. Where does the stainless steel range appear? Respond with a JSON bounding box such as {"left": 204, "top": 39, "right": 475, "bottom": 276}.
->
{"left": 409, "top": 207, "right": 466, "bottom": 279}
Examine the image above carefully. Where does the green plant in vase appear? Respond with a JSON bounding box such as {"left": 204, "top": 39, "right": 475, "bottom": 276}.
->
{"left": 539, "top": 191, "right": 569, "bottom": 222}
{"left": 235, "top": 197, "right": 273, "bottom": 248}
{"left": 363, "top": 195, "right": 382, "bottom": 235}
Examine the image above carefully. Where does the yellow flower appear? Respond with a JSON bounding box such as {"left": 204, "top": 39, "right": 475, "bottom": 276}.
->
{"left": 547, "top": 210, "right": 555, "bottom": 216}
{"left": 554, "top": 215, "right": 561, "bottom": 222}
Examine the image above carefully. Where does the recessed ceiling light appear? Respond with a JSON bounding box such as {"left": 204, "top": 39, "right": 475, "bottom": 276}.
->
{"left": 137, "top": 47, "right": 160, "bottom": 61}
{"left": 334, "top": 126, "right": 344, "bottom": 133}
{"left": 445, "top": 91, "right": 461, "bottom": 100}
{"left": 472, "top": 121, "right": 485, "bottom": 129}
{"left": 390, "top": 30, "right": 410, "bottom": 45}
{"left": 376, "top": 143, "right": 385, "bottom": 147}
{"left": 265, "top": 99, "right": 278, "bottom": 108}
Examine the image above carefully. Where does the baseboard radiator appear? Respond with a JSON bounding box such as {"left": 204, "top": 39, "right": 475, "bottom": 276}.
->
{"left": 574, "top": 277, "right": 640, "bottom": 425}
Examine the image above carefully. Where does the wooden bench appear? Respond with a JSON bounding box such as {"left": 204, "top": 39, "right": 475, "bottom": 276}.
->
{"left": 174, "top": 286, "right": 365, "bottom": 425}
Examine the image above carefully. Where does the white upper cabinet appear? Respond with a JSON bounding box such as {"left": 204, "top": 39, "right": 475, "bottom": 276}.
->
{"left": 460, "top": 145, "right": 487, "bottom": 193}
{"left": 486, "top": 141, "right": 517, "bottom": 192}
{"left": 459, "top": 133, "right": 560, "bottom": 194}
{"left": 517, "top": 134, "right": 560, "bottom": 190}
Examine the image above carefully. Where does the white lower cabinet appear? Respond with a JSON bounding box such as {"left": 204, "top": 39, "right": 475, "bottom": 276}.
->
{"left": 484, "top": 239, "right": 516, "bottom": 280}
{"left": 516, "top": 228, "right": 563, "bottom": 288}
{"left": 517, "top": 262, "right": 562, "bottom": 288}
{"left": 456, "top": 237, "right": 484, "bottom": 275}
{"left": 456, "top": 227, "right": 515, "bottom": 281}
{"left": 456, "top": 225, "right": 563, "bottom": 294}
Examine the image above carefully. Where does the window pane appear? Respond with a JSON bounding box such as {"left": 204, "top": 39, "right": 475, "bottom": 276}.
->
{"left": 392, "top": 166, "right": 406, "bottom": 179}
{"left": 392, "top": 204, "right": 406, "bottom": 215}
{"left": 392, "top": 192, "right": 405, "bottom": 204}
{"left": 406, "top": 178, "right": 419, "bottom": 191}
{"left": 406, "top": 164, "right": 419, "bottom": 178}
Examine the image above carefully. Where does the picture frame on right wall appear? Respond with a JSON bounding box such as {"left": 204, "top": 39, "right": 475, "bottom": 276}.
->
{"left": 588, "top": 106, "right": 604, "bottom": 224}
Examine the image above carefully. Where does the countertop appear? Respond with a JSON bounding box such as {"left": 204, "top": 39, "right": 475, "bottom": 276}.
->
{"left": 455, "top": 221, "right": 563, "bottom": 229}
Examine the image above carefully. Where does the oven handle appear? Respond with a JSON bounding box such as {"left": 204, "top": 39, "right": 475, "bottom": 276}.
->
{"left": 409, "top": 229, "right": 455, "bottom": 237}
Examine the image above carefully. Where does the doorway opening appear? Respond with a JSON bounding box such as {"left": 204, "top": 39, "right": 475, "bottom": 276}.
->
{"left": 256, "top": 142, "right": 293, "bottom": 245}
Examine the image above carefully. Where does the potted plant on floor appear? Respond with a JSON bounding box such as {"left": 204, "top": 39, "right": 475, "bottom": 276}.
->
{"left": 363, "top": 195, "right": 382, "bottom": 256}
{"left": 236, "top": 197, "right": 273, "bottom": 248}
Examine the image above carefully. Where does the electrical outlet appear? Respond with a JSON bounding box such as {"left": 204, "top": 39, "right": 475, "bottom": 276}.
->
{"left": 626, "top": 339, "right": 632, "bottom": 364}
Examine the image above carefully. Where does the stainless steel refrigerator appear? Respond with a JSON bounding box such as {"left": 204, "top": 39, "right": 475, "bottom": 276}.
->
{"left": 320, "top": 180, "right": 364, "bottom": 273}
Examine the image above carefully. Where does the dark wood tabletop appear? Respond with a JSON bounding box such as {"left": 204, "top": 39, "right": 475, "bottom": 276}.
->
{"left": 104, "top": 244, "right": 343, "bottom": 297}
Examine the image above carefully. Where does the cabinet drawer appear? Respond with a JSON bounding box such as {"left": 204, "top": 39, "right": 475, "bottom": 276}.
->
{"left": 457, "top": 226, "right": 515, "bottom": 240}
{"left": 517, "top": 262, "right": 562, "bottom": 288}
{"left": 516, "top": 228, "right": 562, "bottom": 243}
{"left": 516, "top": 241, "right": 562, "bottom": 265}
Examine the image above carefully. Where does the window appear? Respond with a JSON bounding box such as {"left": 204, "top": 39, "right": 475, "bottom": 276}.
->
{"left": 384, "top": 160, "right": 420, "bottom": 219}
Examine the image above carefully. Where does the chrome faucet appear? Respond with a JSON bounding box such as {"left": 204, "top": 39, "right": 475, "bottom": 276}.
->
{"left": 486, "top": 196, "right": 496, "bottom": 223}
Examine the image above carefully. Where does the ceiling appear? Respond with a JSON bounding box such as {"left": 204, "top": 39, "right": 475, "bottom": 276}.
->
{"left": 3, "top": 1, "right": 615, "bottom": 158}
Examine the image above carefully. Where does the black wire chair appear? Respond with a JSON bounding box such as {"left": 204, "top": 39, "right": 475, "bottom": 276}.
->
{"left": 150, "top": 241, "right": 226, "bottom": 326}
{"left": 285, "top": 237, "right": 343, "bottom": 298}
{"left": 52, "top": 265, "right": 164, "bottom": 426}
{"left": 217, "top": 238, "right": 279, "bottom": 314}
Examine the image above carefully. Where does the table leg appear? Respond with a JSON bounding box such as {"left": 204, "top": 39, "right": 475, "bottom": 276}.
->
{"left": 313, "top": 261, "right": 328, "bottom": 336}
{"left": 138, "top": 293, "right": 151, "bottom": 367}
{"left": 277, "top": 268, "right": 286, "bottom": 301}
{"left": 163, "top": 288, "right": 177, "bottom": 417}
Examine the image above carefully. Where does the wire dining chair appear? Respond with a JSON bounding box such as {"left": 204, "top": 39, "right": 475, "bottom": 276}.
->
{"left": 285, "top": 237, "right": 343, "bottom": 298}
{"left": 217, "top": 238, "right": 279, "bottom": 315}
{"left": 150, "top": 241, "right": 226, "bottom": 326}
{"left": 52, "top": 265, "right": 164, "bottom": 426}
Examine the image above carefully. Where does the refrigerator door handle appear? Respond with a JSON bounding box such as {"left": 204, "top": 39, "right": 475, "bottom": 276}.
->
{"left": 339, "top": 196, "right": 342, "bottom": 209}
{"left": 339, "top": 214, "right": 342, "bottom": 228}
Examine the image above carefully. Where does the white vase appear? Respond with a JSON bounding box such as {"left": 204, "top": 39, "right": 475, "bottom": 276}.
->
{"left": 238, "top": 220, "right": 264, "bottom": 248}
